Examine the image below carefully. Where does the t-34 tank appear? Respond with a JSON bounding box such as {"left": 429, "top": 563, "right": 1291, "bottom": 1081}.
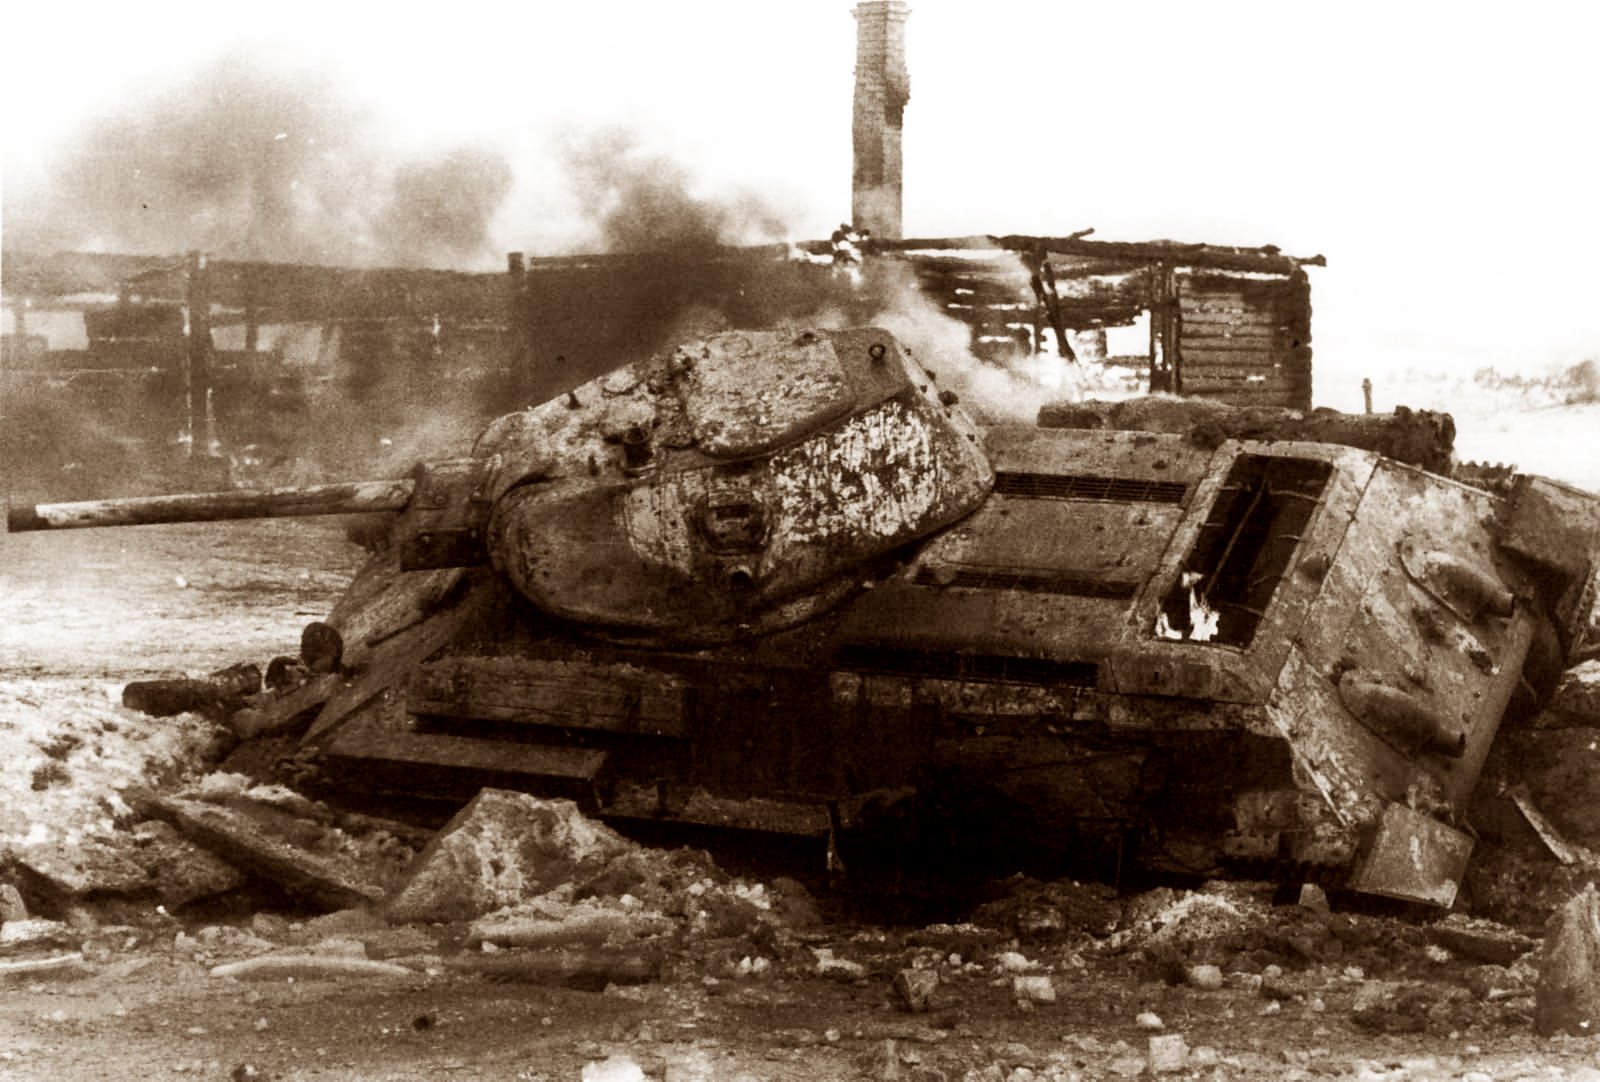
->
{"left": 8, "top": 327, "right": 1575, "bottom": 907}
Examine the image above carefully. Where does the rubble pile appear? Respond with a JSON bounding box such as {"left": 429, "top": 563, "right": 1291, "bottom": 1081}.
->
{"left": 0, "top": 776, "right": 825, "bottom": 992}
{"left": 3, "top": 741, "right": 1599, "bottom": 1080}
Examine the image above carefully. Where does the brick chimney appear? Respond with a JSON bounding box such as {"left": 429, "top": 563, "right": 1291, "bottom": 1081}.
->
{"left": 852, "top": 1, "right": 910, "bottom": 239}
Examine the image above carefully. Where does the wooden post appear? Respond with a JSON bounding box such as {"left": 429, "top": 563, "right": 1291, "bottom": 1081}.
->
{"left": 507, "top": 251, "right": 528, "bottom": 374}
{"left": 1363, "top": 378, "right": 1374, "bottom": 415}
{"left": 1148, "top": 262, "right": 1177, "bottom": 394}
{"left": 186, "top": 251, "right": 214, "bottom": 455}
{"left": 244, "top": 265, "right": 260, "bottom": 353}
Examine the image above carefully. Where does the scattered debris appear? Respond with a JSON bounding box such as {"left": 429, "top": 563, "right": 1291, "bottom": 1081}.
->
{"left": 468, "top": 904, "right": 675, "bottom": 949}
{"left": 122, "top": 663, "right": 261, "bottom": 720}
{"left": 209, "top": 953, "right": 414, "bottom": 982}
{"left": 447, "top": 948, "right": 662, "bottom": 990}
{"left": 1508, "top": 785, "right": 1600, "bottom": 868}
{"left": 0, "top": 953, "right": 90, "bottom": 981}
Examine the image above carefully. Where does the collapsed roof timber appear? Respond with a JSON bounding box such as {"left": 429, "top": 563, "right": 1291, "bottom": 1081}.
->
{"left": 2, "top": 233, "right": 1323, "bottom": 412}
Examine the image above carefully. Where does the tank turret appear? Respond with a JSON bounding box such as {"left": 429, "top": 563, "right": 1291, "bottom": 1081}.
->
{"left": 476, "top": 327, "right": 991, "bottom": 641}
{"left": 9, "top": 327, "right": 993, "bottom": 644}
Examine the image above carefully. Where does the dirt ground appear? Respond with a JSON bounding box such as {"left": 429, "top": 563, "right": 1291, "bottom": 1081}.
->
{"left": 3, "top": 488, "right": 1600, "bottom": 1080}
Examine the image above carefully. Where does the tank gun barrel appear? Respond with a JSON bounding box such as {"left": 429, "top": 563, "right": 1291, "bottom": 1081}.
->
{"left": 6, "top": 480, "right": 416, "bottom": 533}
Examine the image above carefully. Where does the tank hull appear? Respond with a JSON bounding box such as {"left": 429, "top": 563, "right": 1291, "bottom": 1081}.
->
{"left": 317, "top": 426, "right": 1538, "bottom": 906}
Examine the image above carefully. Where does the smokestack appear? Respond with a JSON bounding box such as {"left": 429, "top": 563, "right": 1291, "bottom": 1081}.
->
{"left": 852, "top": 1, "right": 910, "bottom": 239}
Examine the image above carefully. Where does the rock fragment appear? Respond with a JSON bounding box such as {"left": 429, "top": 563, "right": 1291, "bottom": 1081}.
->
{"left": 1549, "top": 662, "right": 1600, "bottom": 724}
{"left": 1147, "top": 1033, "right": 1188, "bottom": 1074}
{"left": 0, "top": 883, "right": 28, "bottom": 923}
{"left": 1012, "top": 975, "right": 1056, "bottom": 1004}
{"left": 813, "top": 948, "right": 868, "bottom": 982}
{"left": 0, "top": 918, "right": 75, "bottom": 952}
{"left": 893, "top": 968, "right": 939, "bottom": 1012}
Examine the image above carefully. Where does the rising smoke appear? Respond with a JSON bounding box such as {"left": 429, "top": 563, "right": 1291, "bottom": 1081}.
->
{"left": 545, "top": 129, "right": 1073, "bottom": 423}
{"left": 5, "top": 54, "right": 513, "bottom": 269}
{"left": 559, "top": 128, "right": 792, "bottom": 254}
{"left": 4, "top": 53, "right": 1068, "bottom": 492}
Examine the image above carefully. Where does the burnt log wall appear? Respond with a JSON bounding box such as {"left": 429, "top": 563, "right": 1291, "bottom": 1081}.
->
{"left": 1174, "top": 269, "right": 1313, "bottom": 410}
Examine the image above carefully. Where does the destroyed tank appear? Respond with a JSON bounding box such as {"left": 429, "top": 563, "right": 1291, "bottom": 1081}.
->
{"left": 10, "top": 326, "right": 1586, "bottom": 908}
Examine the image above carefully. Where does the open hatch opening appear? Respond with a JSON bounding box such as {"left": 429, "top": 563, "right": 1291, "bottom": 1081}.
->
{"left": 1159, "top": 455, "right": 1332, "bottom": 647}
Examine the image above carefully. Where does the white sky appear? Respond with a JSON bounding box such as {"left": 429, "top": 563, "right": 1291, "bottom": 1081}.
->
{"left": 2, "top": 0, "right": 1597, "bottom": 404}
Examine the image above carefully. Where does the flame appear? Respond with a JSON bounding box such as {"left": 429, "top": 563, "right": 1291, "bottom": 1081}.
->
{"left": 1156, "top": 571, "right": 1221, "bottom": 642}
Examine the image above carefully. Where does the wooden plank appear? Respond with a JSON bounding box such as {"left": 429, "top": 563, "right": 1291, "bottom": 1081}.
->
{"left": 323, "top": 700, "right": 610, "bottom": 784}
{"left": 303, "top": 572, "right": 500, "bottom": 746}
{"left": 1182, "top": 345, "right": 1280, "bottom": 362}
{"left": 1181, "top": 368, "right": 1299, "bottom": 386}
{"left": 411, "top": 656, "right": 686, "bottom": 737}
{"left": 231, "top": 672, "right": 346, "bottom": 739}
{"left": 1182, "top": 382, "right": 1305, "bottom": 400}
{"left": 1181, "top": 342, "right": 1279, "bottom": 358}
{"left": 1181, "top": 368, "right": 1290, "bottom": 385}
{"left": 1180, "top": 322, "right": 1279, "bottom": 339}
{"left": 1182, "top": 362, "right": 1281, "bottom": 378}
{"left": 1182, "top": 344, "right": 1279, "bottom": 359}
{"left": 1180, "top": 298, "right": 1255, "bottom": 315}
{"left": 1183, "top": 387, "right": 1307, "bottom": 406}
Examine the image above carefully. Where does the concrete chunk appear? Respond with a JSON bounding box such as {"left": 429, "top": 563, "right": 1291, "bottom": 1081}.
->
{"left": 132, "top": 791, "right": 384, "bottom": 911}
{"left": 385, "top": 790, "right": 634, "bottom": 924}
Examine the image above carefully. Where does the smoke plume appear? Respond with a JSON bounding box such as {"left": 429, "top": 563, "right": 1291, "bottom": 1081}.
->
{"left": 5, "top": 55, "right": 512, "bottom": 269}
{"left": 560, "top": 129, "right": 791, "bottom": 253}
{"left": 375, "top": 149, "right": 514, "bottom": 265}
